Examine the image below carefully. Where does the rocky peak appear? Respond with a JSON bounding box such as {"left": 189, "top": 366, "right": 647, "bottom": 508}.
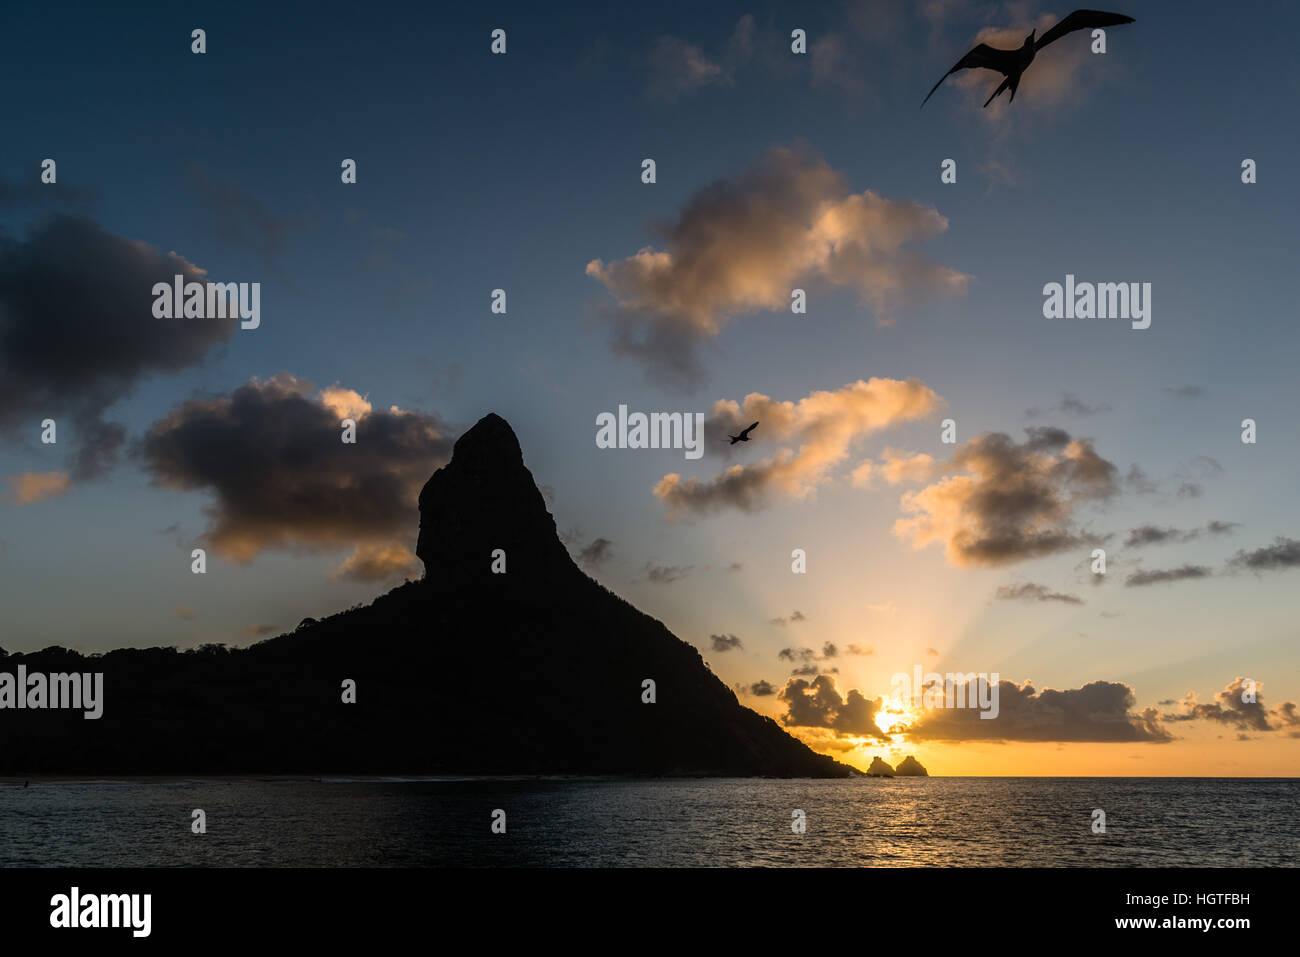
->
{"left": 415, "top": 413, "right": 579, "bottom": 590}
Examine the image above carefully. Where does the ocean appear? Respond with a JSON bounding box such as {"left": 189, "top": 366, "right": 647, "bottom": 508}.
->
{"left": 1, "top": 777, "right": 1295, "bottom": 867}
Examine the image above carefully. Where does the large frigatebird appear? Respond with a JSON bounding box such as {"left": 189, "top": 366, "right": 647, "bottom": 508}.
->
{"left": 727, "top": 421, "right": 759, "bottom": 445}
{"left": 922, "top": 9, "right": 1134, "bottom": 108}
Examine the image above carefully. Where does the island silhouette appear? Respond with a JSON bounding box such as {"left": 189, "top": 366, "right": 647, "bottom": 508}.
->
{"left": 1, "top": 414, "right": 857, "bottom": 778}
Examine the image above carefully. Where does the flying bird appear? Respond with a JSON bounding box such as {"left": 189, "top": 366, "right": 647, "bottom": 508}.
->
{"left": 922, "top": 9, "right": 1134, "bottom": 108}
{"left": 728, "top": 422, "right": 759, "bottom": 445}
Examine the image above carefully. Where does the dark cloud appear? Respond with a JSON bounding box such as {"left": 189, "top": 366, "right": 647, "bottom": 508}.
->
{"left": 1162, "top": 385, "right": 1205, "bottom": 399}
{"left": 769, "top": 609, "right": 806, "bottom": 626}
{"left": 779, "top": 641, "right": 838, "bottom": 676}
{"left": 1026, "top": 392, "right": 1110, "bottom": 418}
{"left": 1162, "top": 677, "right": 1298, "bottom": 733}
{"left": 577, "top": 536, "right": 614, "bottom": 566}
{"left": 186, "top": 164, "right": 310, "bottom": 268}
{"left": 0, "top": 214, "right": 235, "bottom": 480}
{"left": 906, "top": 679, "right": 1171, "bottom": 742}
{"left": 134, "top": 374, "right": 452, "bottom": 561}
{"left": 0, "top": 166, "right": 98, "bottom": 210}
{"left": 1123, "top": 464, "right": 1158, "bottom": 495}
{"left": 1124, "top": 522, "right": 1238, "bottom": 547}
{"left": 749, "top": 679, "right": 776, "bottom": 697}
{"left": 894, "top": 427, "right": 1117, "bottom": 567}
{"left": 1124, "top": 525, "right": 1185, "bottom": 547}
{"left": 1228, "top": 537, "right": 1300, "bottom": 572}
{"left": 645, "top": 561, "right": 691, "bottom": 584}
{"left": 994, "top": 582, "right": 1084, "bottom": 605}
{"left": 1124, "top": 565, "right": 1212, "bottom": 587}
{"left": 240, "top": 624, "right": 278, "bottom": 637}
{"left": 709, "top": 633, "right": 743, "bottom": 652}
{"left": 727, "top": 561, "right": 744, "bottom": 572}
{"left": 778, "top": 675, "right": 890, "bottom": 738}
{"left": 1126, "top": 456, "right": 1223, "bottom": 499}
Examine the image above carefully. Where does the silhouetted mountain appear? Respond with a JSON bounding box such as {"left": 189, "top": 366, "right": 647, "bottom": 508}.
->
{"left": 1, "top": 414, "right": 851, "bottom": 778}
{"left": 866, "top": 757, "right": 895, "bottom": 777}
{"left": 894, "top": 755, "right": 929, "bottom": 776}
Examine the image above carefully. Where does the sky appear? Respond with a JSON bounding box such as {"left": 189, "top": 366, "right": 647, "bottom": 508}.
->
{"left": 2, "top": 0, "right": 1298, "bottom": 775}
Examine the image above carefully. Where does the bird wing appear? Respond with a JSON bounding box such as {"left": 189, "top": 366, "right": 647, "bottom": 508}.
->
{"left": 1035, "top": 10, "right": 1134, "bottom": 50}
{"left": 741, "top": 421, "right": 759, "bottom": 438}
{"left": 922, "top": 43, "right": 1020, "bottom": 106}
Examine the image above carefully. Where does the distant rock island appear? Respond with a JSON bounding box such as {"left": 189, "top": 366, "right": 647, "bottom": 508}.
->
{"left": 1, "top": 414, "right": 853, "bottom": 778}
{"left": 864, "top": 756, "right": 929, "bottom": 777}
{"left": 894, "top": 756, "right": 929, "bottom": 776}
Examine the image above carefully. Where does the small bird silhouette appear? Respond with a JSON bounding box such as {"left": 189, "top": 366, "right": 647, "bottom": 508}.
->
{"left": 728, "top": 421, "right": 759, "bottom": 445}
{"left": 922, "top": 9, "right": 1134, "bottom": 108}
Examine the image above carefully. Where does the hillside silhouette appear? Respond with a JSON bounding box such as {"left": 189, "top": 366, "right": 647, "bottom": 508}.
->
{"left": 1, "top": 414, "right": 851, "bottom": 777}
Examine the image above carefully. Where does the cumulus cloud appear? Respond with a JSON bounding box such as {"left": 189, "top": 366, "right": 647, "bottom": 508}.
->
{"left": 905, "top": 679, "right": 1171, "bottom": 742}
{"left": 587, "top": 145, "right": 968, "bottom": 385}
{"left": 5, "top": 470, "right": 71, "bottom": 505}
{"left": 0, "top": 215, "right": 235, "bottom": 481}
{"left": 654, "top": 378, "right": 943, "bottom": 518}
{"left": 994, "top": 582, "right": 1084, "bottom": 605}
{"left": 134, "top": 374, "right": 452, "bottom": 562}
{"left": 778, "top": 675, "right": 891, "bottom": 738}
{"left": 331, "top": 542, "right": 422, "bottom": 583}
{"left": 749, "top": 679, "right": 776, "bottom": 697}
{"left": 1162, "top": 677, "right": 1299, "bottom": 733}
{"left": 890, "top": 427, "right": 1118, "bottom": 567}
{"left": 710, "top": 633, "right": 744, "bottom": 652}
{"left": 1124, "top": 565, "right": 1212, "bottom": 587}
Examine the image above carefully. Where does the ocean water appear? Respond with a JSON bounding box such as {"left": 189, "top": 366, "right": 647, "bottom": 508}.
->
{"left": 0, "top": 777, "right": 1295, "bottom": 867}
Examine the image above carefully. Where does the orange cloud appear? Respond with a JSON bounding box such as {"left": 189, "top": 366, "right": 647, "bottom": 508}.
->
{"left": 654, "top": 378, "right": 943, "bottom": 518}
{"left": 6, "top": 470, "right": 71, "bottom": 505}
{"left": 588, "top": 145, "right": 969, "bottom": 385}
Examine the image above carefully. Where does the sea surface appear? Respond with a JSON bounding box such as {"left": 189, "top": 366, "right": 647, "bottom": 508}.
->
{"left": 1, "top": 777, "right": 1295, "bottom": 867}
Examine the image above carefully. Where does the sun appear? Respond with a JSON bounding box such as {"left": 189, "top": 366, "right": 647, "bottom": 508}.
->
{"left": 874, "top": 702, "right": 917, "bottom": 738}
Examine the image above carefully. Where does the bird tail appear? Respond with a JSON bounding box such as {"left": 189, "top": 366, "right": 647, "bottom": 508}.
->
{"left": 983, "top": 76, "right": 1011, "bottom": 108}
